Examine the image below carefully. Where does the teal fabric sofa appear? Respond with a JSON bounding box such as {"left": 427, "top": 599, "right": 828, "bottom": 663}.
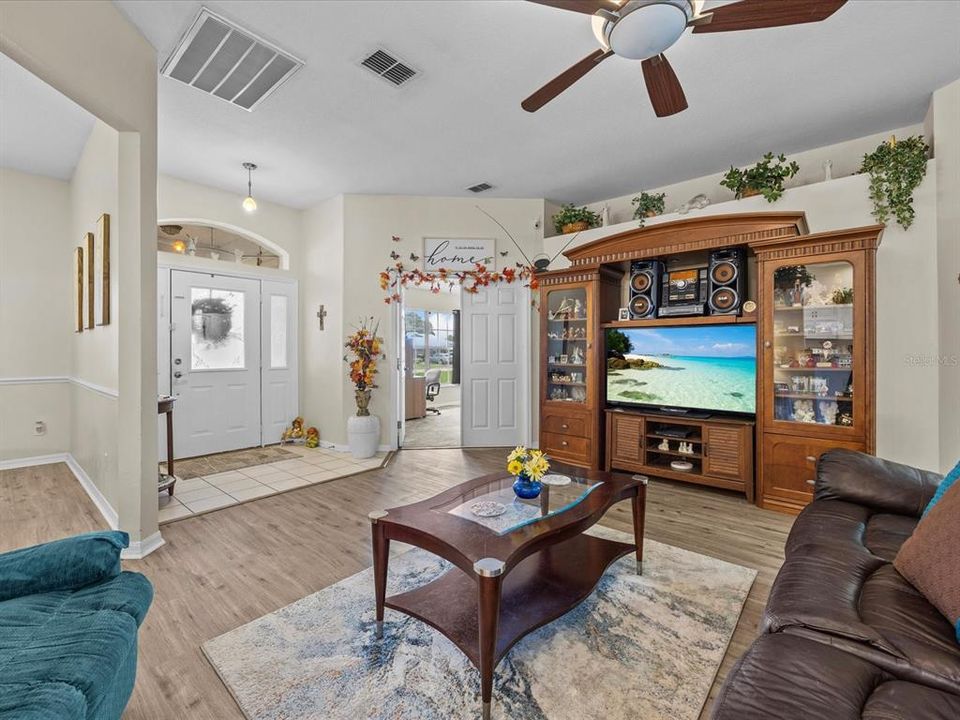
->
{"left": 0, "top": 531, "right": 153, "bottom": 719}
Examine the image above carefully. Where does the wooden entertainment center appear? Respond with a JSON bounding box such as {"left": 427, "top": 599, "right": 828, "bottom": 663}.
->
{"left": 538, "top": 213, "right": 883, "bottom": 514}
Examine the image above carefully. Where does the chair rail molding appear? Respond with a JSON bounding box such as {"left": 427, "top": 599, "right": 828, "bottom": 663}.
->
{"left": 0, "top": 375, "right": 119, "bottom": 398}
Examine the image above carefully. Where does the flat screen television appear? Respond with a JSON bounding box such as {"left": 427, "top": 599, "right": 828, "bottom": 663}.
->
{"left": 605, "top": 324, "right": 756, "bottom": 415}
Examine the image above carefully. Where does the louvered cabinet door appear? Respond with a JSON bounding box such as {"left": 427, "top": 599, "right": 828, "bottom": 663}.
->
{"left": 610, "top": 413, "right": 643, "bottom": 466}
{"left": 703, "top": 424, "right": 751, "bottom": 481}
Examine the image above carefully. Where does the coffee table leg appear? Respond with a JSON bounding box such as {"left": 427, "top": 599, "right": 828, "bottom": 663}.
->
{"left": 632, "top": 476, "right": 648, "bottom": 575}
{"left": 475, "top": 558, "right": 504, "bottom": 720}
{"left": 369, "top": 510, "right": 390, "bottom": 638}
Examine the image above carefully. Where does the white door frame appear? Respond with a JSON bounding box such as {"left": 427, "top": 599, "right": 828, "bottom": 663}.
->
{"left": 390, "top": 281, "right": 531, "bottom": 450}
{"left": 157, "top": 258, "right": 299, "bottom": 456}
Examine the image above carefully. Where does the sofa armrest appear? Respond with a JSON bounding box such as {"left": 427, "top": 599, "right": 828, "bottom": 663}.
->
{"left": 815, "top": 449, "right": 942, "bottom": 517}
{"left": 0, "top": 531, "right": 128, "bottom": 602}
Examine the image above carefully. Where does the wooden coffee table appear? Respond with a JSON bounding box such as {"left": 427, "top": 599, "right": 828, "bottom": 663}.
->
{"left": 369, "top": 465, "right": 647, "bottom": 719}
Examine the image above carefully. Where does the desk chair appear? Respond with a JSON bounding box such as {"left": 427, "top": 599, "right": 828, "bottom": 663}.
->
{"left": 424, "top": 368, "right": 442, "bottom": 414}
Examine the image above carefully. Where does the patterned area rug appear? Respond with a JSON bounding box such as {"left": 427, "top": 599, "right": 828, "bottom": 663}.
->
{"left": 203, "top": 526, "right": 756, "bottom": 720}
{"left": 160, "top": 445, "right": 298, "bottom": 480}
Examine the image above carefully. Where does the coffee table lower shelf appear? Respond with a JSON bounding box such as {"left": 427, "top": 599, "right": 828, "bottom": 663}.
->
{"left": 384, "top": 532, "right": 635, "bottom": 667}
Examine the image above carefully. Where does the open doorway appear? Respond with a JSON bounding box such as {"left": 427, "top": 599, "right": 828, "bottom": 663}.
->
{"left": 401, "top": 285, "right": 462, "bottom": 448}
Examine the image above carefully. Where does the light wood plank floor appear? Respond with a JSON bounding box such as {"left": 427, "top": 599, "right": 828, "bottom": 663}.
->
{"left": 0, "top": 450, "right": 794, "bottom": 719}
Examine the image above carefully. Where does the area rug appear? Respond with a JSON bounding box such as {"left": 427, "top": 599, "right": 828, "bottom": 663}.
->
{"left": 160, "top": 445, "right": 298, "bottom": 480}
{"left": 203, "top": 526, "right": 756, "bottom": 720}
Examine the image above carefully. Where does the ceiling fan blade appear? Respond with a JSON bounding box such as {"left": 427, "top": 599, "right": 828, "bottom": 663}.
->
{"left": 692, "top": 0, "right": 847, "bottom": 33}
{"left": 641, "top": 54, "right": 688, "bottom": 117}
{"left": 522, "top": 49, "right": 613, "bottom": 113}
{"left": 525, "top": 0, "right": 622, "bottom": 14}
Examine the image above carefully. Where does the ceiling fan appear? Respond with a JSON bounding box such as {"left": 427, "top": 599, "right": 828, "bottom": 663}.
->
{"left": 522, "top": 0, "right": 847, "bottom": 116}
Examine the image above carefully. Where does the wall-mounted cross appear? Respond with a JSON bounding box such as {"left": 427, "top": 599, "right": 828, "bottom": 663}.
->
{"left": 317, "top": 305, "right": 328, "bottom": 331}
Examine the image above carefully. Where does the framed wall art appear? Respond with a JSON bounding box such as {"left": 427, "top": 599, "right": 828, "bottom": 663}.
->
{"left": 84, "top": 232, "right": 95, "bottom": 329}
{"left": 95, "top": 213, "right": 110, "bottom": 325}
{"left": 73, "top": 246, "right": 84, "bottom": 333}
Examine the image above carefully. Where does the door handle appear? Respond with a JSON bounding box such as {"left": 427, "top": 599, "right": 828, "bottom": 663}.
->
{"left": 173, "top": 371, "right": 183, "bottom": 379}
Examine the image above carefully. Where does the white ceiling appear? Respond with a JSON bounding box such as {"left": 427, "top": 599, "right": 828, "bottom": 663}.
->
{"left": 65, "top": 1, "right": 960, "bottom": 206}
{"left": 0, "top": 52, "right": 96, "bottom": 180}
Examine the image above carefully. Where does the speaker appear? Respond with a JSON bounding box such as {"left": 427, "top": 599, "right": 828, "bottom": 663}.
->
{"left": 629, "top": 260, "right": 662, "bottom": 319}
{"left": 708, "top": 248, "right": 746, "bottom": 315}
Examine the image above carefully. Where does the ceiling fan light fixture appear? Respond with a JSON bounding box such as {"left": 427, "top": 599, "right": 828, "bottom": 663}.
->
{"left": 605, "top": 0, "right": 692, "bottom": 60}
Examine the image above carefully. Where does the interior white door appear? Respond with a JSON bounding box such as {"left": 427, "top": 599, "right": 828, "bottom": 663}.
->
{"left": 261, "top": 279, "right": 299, "bottom": 445}
{"left": 460, "top": 283, "right": 529, "bottom": 447}
{"left": 170, "top": 270, "right": 261, "bottom": 458}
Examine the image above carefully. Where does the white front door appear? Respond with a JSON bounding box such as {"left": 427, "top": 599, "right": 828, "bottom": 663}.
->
{"left": 261, "top": 279, "right": 299, "bottom": 445}
{"left": 170, "top": 270, "right": 262, "bottom": 458}
{"left": 460, "top": 283, "right": 529, "bottom": 447}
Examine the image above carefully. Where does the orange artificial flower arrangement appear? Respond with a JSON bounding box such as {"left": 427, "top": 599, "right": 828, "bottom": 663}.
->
{"left": 344, "top": 317, "right": 385, "bottom": 392}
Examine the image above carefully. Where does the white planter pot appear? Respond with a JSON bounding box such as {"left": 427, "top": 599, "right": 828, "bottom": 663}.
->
{"left": 347, "top": 414, "right": 380, "bottom": 459}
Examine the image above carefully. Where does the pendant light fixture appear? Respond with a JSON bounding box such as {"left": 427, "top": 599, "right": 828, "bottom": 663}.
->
{"left": 242, "top": 162, "right": 258, "bottom": 212}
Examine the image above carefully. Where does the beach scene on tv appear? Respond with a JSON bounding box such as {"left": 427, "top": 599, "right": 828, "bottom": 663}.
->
{"left": 606, "top": 325, "right": 757, "bottom": 414}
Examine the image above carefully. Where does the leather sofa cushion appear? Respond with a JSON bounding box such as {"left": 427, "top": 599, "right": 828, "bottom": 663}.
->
{"left": 712, "top": 633, "right": 960, "bottom": 720}
{"left": 816, "top": 450, "right": 941, "bottom": 517}
{"left": 784, "top": 499, "right": 916, "bottom": 561}
{"left": 766, "top": 501, "right": 960, "bottom": 694}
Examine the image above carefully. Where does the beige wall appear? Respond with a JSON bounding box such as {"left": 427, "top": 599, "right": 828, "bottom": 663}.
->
{"left": 573, "top": 125, "right": 925, "bottom": 232}
{"left": 300, "top": 195, "right": 345, "bottom": 444}
{"left": 932, "top": 79, "right": 960, "bottom": 471}
{"left": 0, "top": 168, "right": 72, "bottom": 460}
{"left": 69, "top": 120, "right": 121, "bottom": 507}
{"left": 404, "top": 285, "right": 461, "bottom": 313}
{"left": 307, "top": 195, "right": 545, "bottom": 447}
{"left": 546, "top": 163, "right": 941, "bottom": 472}
{"left": 158, "top": 174, "right": 303, "bottom": 272}
{"left": 1, "top": 0, "right": 159, "bottom": 549}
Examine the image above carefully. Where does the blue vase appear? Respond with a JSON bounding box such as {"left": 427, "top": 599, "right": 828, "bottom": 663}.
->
{"left": 512, "top": 473, "right": 542, "bottom": 499}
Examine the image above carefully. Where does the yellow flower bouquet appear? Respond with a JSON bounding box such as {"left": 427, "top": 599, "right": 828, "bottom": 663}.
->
{"left": 507, "top": 446, "right": 549, "bottom": 499}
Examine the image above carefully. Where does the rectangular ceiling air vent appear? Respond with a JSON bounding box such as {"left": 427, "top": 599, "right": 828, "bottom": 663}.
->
{"left": 466, "top": 182, "right": 494, "bottom": 193}
{"left": 360, "top": 48, "right": 419, "bottom": 87}
{"left": 161, "top": 7, "right": 303, "bottom": 112}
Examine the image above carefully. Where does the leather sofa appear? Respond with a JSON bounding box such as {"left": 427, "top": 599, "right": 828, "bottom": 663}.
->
{"left": 713, "top": 449, "right": 960, "bottom": 719}
{"left": 0, "top": 531, "right": 153, "bottom": 720}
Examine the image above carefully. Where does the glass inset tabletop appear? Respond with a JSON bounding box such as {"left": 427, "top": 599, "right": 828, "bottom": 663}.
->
{"left": 433, "top": 475, "right": 604, "bottom": 535}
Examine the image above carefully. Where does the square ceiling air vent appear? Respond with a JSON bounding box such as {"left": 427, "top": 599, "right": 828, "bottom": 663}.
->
{"left": 360, "top": 48, "right": 419, "bottom": 87}
{"left": 466, "top": 182, "right": 494, "bottom": 193}
{"left": 161, "top": 7, "right": 303, "bottom": 111}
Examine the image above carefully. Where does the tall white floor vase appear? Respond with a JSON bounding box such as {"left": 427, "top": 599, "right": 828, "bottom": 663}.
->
{"left": 348, "top": 389, "right": 380, "bottom": 459}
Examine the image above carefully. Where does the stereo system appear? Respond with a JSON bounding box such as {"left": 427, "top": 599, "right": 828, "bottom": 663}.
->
{"left": 628, "top": 260, "right": 661, "bottom": 319}
{"left": 707, "top": 248, "right": 746, "bottom": 316}
{"left": 626, "top": 249, "right": 748, "bottom": 319}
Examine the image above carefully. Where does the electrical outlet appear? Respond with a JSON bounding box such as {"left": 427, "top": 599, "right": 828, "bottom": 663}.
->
{"left": 33, "top": 421, "right": 46, "bottom": 436}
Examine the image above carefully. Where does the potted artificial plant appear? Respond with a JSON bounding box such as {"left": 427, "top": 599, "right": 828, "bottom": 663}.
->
{"left": 631, "top": 191, "right": 666, "bottom": 226}
{"left": 859, "top": 135, "right": 929, "bottom": 229}
{"left": 552, "top": 204, "right": 601, "bottom": 234}
{"left": 720, "top": 152, "right": 800, "bottom": 202}
{"left": 344, "top": 317, "right": 385, "bottom": 459}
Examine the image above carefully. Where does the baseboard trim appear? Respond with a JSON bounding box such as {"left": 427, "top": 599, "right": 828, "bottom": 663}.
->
{"left": 318, "top": 441, "right": 396, "bottom": 453}
{"left": 122, "top": 531, "right": 165, "bottom": 560}
{"left": 0, "top": 453, "right": 71, "bottom": 470}
{"left": 64, "top": 454, "right": 120, "bottom": 529}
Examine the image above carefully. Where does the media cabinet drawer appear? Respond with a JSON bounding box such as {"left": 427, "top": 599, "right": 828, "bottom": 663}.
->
{"left": 542, "top": 431, "right": 590, "bottom": 464}
{"left": 542, "top": 412, "right": 588, "bottom": 437}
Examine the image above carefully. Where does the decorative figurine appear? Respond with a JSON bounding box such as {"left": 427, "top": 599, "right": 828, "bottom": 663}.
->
{"left": 792, "top": 400, "right": 816, "bottom": 423}
{"left": 821, "top": 401, "right": 839, "bottom": 426}
{"left": 281, "top": 416, "right": 306, "bottom": 443}
{"left": 658, "top": 438, "right": 671, "bottom": 451}
{"left": 305, "top": 427, "right": 320, "bottom": 448}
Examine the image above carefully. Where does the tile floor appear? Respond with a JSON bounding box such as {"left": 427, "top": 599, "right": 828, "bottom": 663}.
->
{"left": 158, "top": 445, "right": 389, "bottom": 524}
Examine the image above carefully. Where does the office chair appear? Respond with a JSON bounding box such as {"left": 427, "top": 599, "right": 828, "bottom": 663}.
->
{"left": 424, "top": 368, "right": 442, "bottom": 415}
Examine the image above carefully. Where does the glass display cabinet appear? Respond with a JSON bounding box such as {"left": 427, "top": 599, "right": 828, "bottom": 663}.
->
{"left": 544, "top": 286, "right": 590, "bottom": 405}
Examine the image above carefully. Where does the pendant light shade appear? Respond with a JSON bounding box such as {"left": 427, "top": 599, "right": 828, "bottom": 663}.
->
{"left": 242, "top": 162, "right": 257, "bottom": 212}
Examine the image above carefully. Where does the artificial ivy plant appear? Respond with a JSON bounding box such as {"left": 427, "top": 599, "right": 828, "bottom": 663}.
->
{"left": 552, "top": 204, "right": 601, "bottom": 234}
{"left": 859, "top": 135, "right": 929, "bottom": 230}
{"left": 631, "top": 191, "right": 666, "bottom": 226}
{"left": 720, "top": 152, "right": 800, "bottom": 202}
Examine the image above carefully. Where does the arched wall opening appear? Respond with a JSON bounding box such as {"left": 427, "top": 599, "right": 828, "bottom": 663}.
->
{"left": 158, "top": 217, "right": 290, "bottom": 270}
